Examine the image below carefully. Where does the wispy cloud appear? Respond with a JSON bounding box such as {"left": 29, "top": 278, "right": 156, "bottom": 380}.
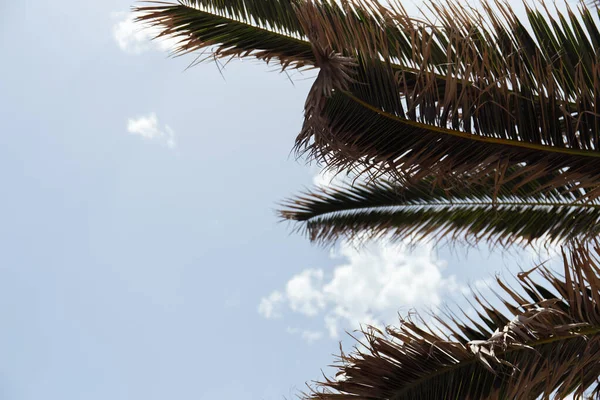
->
{"left": 112, "top": 11, "right": 178, "bottom": 55}
{"left": 257, "top": 291, "right": 284, "bottom": 319}
{"left": 127, "top": 113, "right": 176, "bottom": 149}
{"left": 286, "top": 269, "right": 326, "bottom": 317}
{"left": 259, "top": 236, "right": 461, "bottom": 339}
{"left": 301, "top": 329, "right": 323, "bottom": 343}
{"left": 286, "top": 327, "right": 324, "bottom": 344}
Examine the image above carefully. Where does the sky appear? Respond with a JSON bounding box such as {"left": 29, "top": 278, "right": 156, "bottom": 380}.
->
{"left": 0, "top": 1, "right": 561, "bottom": 399}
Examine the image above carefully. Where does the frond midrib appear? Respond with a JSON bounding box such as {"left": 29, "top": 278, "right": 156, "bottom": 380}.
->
{"left": 292, "top": 199, "right": 600, "bottom": 222}
{"left": 344, "top": 91, "right": 600, "bottom": 158}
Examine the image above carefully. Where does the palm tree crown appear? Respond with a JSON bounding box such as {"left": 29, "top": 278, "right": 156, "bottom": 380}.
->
{"left": 135, "top": 0, "right": 600, "bottom": 398}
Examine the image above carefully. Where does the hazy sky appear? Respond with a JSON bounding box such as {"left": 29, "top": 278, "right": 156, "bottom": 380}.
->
{"left": 0, "top": 1, "right": 554, "bottom": 399}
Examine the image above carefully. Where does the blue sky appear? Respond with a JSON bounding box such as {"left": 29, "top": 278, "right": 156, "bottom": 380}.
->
{"left": 0, "top": 1, "right": 556, "bottom": 399}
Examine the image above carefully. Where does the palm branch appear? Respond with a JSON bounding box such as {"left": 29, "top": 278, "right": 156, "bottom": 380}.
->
{"left": 136, "top": 0, "right": 600, "bottom": 195}
{"left": 280, "top": 171, "right": 600, "bottom": 247}
{"left": 134, "top": 0, "right": 313, "bottom": 69}
{"left": 306, "top": 242, "right": 600, "bottom": 399}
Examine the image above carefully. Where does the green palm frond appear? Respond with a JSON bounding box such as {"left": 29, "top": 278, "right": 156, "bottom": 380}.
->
{"left": 137, "top": 0, "right": 600, "bottom": 195}
{"left": 134, "top": 0, "right": 314, "bottom": 69}
{"left": 307, "top": 243, "right": 600, "bottom": 399}
{"left": 280, "top": 173, "right": 600, "bottom": 247}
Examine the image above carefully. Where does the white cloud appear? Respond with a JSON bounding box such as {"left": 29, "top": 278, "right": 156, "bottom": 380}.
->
{"left": 312, "top": 169, "right": 348, "bottom": 188}
{"left": 301, "top": 330, "right": 323, "bottom": 343}
{"left": 286, "top": 269, "right": 326, "bottom": 316}
{"left": 311, "top": 165, "right": 394, "bottom": 189}
{"left": 112, "top": 11, "right": 178, "bottom": 55}
{"left": 286, "top": 326, "right": 324, "bottom": 344}
{"left": 259, "top": 237, "right": 460, "bottom": 339}
{"left": 127, "top": 113, "right": 176, "bottom": 148}
{"left": 257, "top": 291, "right": 284, "bottom": 319}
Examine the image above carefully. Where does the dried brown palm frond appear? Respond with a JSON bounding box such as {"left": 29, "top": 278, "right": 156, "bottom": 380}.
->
{"left": 280, "top": 170, "right": 600, "bottom": 248}
{"left": 294, "top": 0, "right": 600, "bottom": 197}
{"left": 306, "top": 242, "right": 600, "bottom": 399}
{"left": 290, "top": 2, "right": 600, "bottom": 195}
{"left": 136, "top": 0, "right": 600, "bottom": 196}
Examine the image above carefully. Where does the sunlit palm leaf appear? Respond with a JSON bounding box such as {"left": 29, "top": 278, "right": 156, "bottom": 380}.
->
{"left": 301, "top": 86, "right": 600, "bottom": 199}
{"left": 137, "top": 0, "right": 600, "bottom": 195}
{"left": 134, "top": 1, "right": 314, "bottom": 69}
{"left": 134, "top": 1, "right": 504, "bottom": 94}
{"left": 307, "top": 243, "right": 600, "bottom": 399}
{"left": 280, "top": 173, "right": 600, "bottom": 247}
{"left": 295, "top": 0, "right": 600, "bottom": 194}
{"left": 306, "top": 0, "right": 600, "bottom": 197}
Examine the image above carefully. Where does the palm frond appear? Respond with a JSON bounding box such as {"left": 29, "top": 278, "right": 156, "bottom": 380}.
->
{"left": 134, "top": 0, "right": 314, "bottom": 69}
{"left": 307, "top": 242, "right": 600, "bottom": 399}
{"left": 294, "top": 0, "right": 600, "bottom": 195}
{"left": 280, "top": 172, "right": 600, "bottom": 247}
{"left": 133, "top": 0, "right": 520, "bottom": 93}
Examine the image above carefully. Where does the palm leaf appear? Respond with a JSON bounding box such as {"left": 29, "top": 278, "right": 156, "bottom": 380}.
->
{"left": 306, "top": 242, "right": 600, "bottom": 399}
{"left": 137, "top": 0, "right": 600, "bottom": 194}
{"left": 280, "top": 172, "right": 600, "bottom": 247}
{"left": 134, "top": 0, "right": 520, "bottom": 97}
{"left": 134, "top": 0, "right": 314, "bottom": 69}
{"left": 295, "top": 0, "right": 600, "bottom": 195}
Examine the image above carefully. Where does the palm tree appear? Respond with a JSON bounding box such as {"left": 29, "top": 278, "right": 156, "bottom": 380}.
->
{"left": 135, "top": 0, "right": 600, "bottom": 397}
